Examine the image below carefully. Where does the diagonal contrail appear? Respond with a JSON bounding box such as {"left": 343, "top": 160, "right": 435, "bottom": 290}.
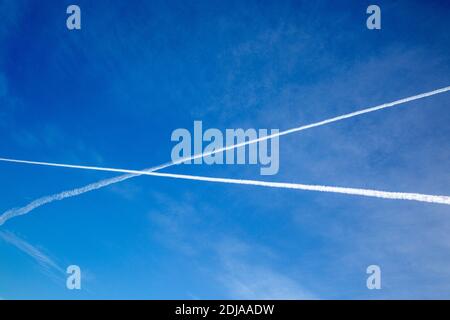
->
{"left": 0, "top": 157, "right": 449, "bottom": 206}
{"left": 0, "top": 85, "right": 449, "bottom": 226}
{"left": 0, "top": 230, "right": 64, "bottom": 274}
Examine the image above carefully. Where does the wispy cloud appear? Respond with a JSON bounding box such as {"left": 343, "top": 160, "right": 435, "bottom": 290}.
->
{"left": 220, "top": 265, "right": 315, "bottom": 300}
{"left": 217, "top": 239, "right": 316, "bottom": 299}
{"left": 147, "top": 193, "right": 316, "bottom": 299}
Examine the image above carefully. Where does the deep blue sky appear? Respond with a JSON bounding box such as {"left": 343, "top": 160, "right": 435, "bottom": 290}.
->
{"left": 0, "top": 0, "right": 449, "bottom": 299}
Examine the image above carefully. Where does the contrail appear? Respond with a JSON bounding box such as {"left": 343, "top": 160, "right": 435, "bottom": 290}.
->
{"left": 146, "top": 85, "right": 450, "bottom": 167}
{"left": 0, "top": 157, "right": 449, "bottom": 206}
{"left": 0, "top": 85, "right": 449, "bottom": 226}
{"left": 0, "top": 230, "right": 64, "bottom": 274}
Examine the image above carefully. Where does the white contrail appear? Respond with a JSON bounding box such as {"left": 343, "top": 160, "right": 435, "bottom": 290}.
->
{"left": 0, "top": 158, "right": 449, "bottom": 206}
{"left": 0, "top": 85, "right": 449, "bottom": 226}
{"left": 152, "top": 85, "right": 450, "bottom": 167}
{"left": 0, "top": 162, "right": 166, "bottom": 226}
{"left": 0, "top": 230, "right": 64, "bottom": 274}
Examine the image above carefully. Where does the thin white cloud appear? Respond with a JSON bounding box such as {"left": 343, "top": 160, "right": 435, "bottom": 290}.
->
{"left": 220, "top": 266, "right": 315, "bottom": 300}
{"left": 217, "top": 239, "right": 316, "bottom": 299}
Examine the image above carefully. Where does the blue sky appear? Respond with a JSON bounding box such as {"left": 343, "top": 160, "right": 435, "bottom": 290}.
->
{"left": 0, "top": 0, "right": 449, "bottom": 299}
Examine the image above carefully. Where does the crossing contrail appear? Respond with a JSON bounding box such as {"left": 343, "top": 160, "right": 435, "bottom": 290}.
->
{"left": 0, "top": 158, "right": 449, "bottom": 207}
{"left": 0, "top": 85, "right": 449, "bottom": 226}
